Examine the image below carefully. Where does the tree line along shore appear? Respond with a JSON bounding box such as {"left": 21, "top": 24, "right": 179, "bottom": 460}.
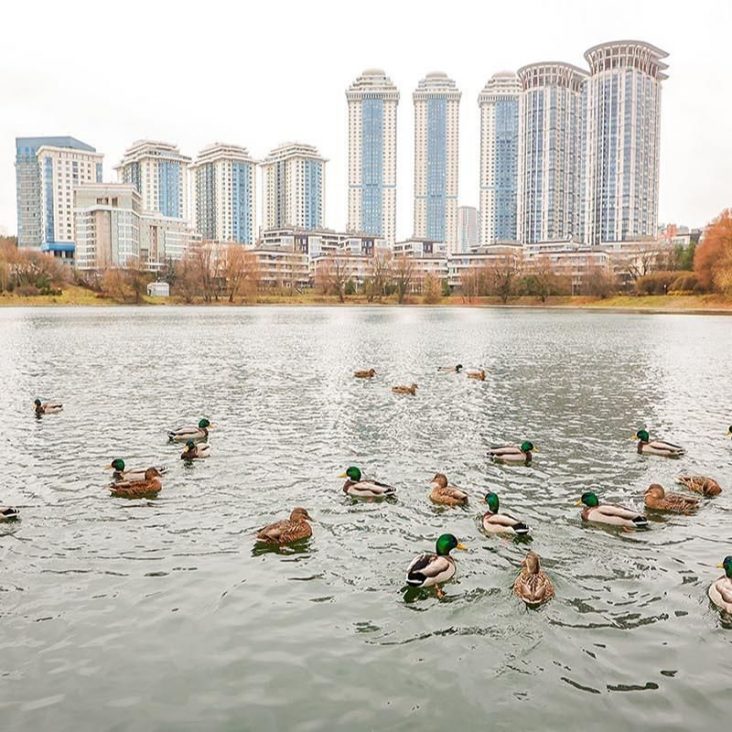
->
{"left": 1, "top": 210, "right": 731, "bottom": 312}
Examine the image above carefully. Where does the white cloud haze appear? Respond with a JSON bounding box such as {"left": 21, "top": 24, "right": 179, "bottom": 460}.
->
{"left": 1, "top": 0, "right": 730, "bottom": 237}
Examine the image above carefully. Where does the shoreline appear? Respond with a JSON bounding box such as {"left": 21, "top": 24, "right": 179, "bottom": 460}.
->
{"left": 2, "top": 288, "right": 732, "bottom": 315}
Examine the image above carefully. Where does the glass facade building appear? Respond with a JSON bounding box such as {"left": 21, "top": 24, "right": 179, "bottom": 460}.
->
{"left": 346, "top": 70, "right": 399, "bottom": 246}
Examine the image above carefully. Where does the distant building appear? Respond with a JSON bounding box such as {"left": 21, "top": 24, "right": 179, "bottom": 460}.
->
{"left": 346, "top": 69, "right": 399, "bottom": 246}
{"left": 394, "top": 238, "right": 447, "bottom": 257}
{"left": 190, "top": 143, "right": 257, "bottom": 245}
{"left": 478, "top": 73, "right": 520, "bottom": 245}
{"left": 413, "top": 72, "right": 461, "bottom": 254}
{"left": 261, "top": 143, "right": 326, "bottom": 232}
{"left": 74, "top": 182, "right": 199, "bottom": 271}
{"left": 116, "top": 140, "right": 191, "bottom": 220}
{"left": 517, "top": 62, "right": 586, "bottom": 244}
{"left": 15, "top": 136, "right": 100, "bottom": 249}
{"left": 457, "top": 206, "right": 479, "bottom": 252}
{"left": 259, "top": 227, "right": 386, "bottom": 259}
{"left": 583, "top": 41, "right": 669, "bottom": 244}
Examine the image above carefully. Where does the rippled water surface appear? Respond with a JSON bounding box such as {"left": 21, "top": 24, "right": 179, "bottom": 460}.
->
{"left": 1, "top": 306, "right": 731, "bottom": 730}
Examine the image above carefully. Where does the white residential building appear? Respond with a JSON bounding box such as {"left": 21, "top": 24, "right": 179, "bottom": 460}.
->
{"left": 478, "top": 72, "right": 521, "bottom": 245}
{"left": 346, "top": 69, "right": 399, "bottom": 246}
{"left": 190, "top": 143, "right": 257, "bottom": 245}
{"left": 36, "top": 143, "right": 104, "bottom": 248}
{"left": 116, "top": 140, "right": 191, "bottom": 220}
{"left": 457, "top": 206, "right": 480, "bottom": 252}
{"left": 261, "top": 143, "right": 326, "bottom": 232}
{"left": 413, "top": 72, "right": 461, "bottom": 254}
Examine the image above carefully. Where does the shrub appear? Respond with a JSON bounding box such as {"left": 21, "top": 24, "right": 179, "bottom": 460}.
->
{"left": 634, "top": 271, "right": 679, "bottom": 295}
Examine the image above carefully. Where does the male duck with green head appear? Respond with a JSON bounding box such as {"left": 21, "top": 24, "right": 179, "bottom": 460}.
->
{"left": 488, "top": 440, "right": 536, "bottom": 465}
{"left": 168, "top": 418, "right": 212, "bottom": 443}
{"left": 634, "top": 429, "right": 684, "bottom": 457}
{"left": 406, "top": 533, "right": 467, "bottom": 599}
{"left": 338, "top": 466, "right": 396, "bottom": 498}
{"left": 709, "top": 556, "right": 732, "bottom": 613}
{"left": 107, "top": 458, "right": 166, "bottom": 483}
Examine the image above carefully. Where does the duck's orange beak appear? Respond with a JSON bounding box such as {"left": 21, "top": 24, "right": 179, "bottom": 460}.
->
{"left": 456, "top": 543, "right": 467, "bottom": 551}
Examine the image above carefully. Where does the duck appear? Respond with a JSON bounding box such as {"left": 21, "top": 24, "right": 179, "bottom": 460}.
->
{"left": 392, "top": 384, "right": 417, "bottom": 395}
{"left": 1, "top": 506, "right": 19, "bottom": 521}
{"left": 634, "top": 429, "right": 685, "bottom": 457}
{"left": 354, "top": 368, "right": 376, "bottom": 379}
{"left": 181, "top": 440, "right": 210, "bottom": 460}
{"left": 677, "top": 475, "right": 722, "bottom": 496}
{"left": 644, "top": 484, "right": 699, "bottom": 514}
{"left": 438, "top": 364, "right": 463, "bottom": 373}
{"left": 429, "top": 473, "right": 469, "bottom": 506}
{"left": 34, "top": 398, "right": 63, "bottom": 415}
{"left": 481, "top": 492, "right": 530, "bottom": 535}
{"left": 577, "top": 491, "right": 648, "bottom": 529}
{"left": 406, "top": 533, "right": 467, "bottom": 599}
{"left": 488, "top": 441, "right": 535, "bottom": 465}
{"left": 256, "top": 507, "right": 313, "bottom": 546}
{"left": 338, "top": 466, "right": 396, "bottom": 498}
{"left": 168, "top": 418, "right": 212, "bottom": 443}
{"left": 107, "top": 458, "right": 167, "bottom": 483}
{"left": 466, "top": 368, "right": 486, "bottom": 381}
{"left": 109, "top": 468, "right": 162, "bottom": 498}
{"left": 513, "top": 551, "right": 554, "bottom": 606}
{"left": 709, "top": 556, "right": 732, "bottom": 614}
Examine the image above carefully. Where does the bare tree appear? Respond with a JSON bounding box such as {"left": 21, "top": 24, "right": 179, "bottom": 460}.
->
{"left": 315, "top": 256, "right": 350, "bottom": 302}
{"left": 223, "top": 244, "right": 259, "bottom": 303}
{"left": 392, "top": 256, "right": 414, "bottom": 304}
{"left": 364, "top": 252, "right": 392, "bottom": 302}
{"left": 486, "top": 254, "right": 521, "bottom": 304}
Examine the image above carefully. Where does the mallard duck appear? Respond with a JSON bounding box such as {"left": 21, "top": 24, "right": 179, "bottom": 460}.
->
{"left": 406, "top": 533, "right": 467, "bottom": 599}
{"left": 513, "top": 551, "right": 554, "bottom": 606}
{"left": 577, "top": 491, "right": 648, "bottom": 529}
{"left": 34, "top": 398, "right": 63, "bottom": 415}
{"left": 256, "top": 507, "right": 313, "bottom": 546}
{"left": 168, "top": 418, "right": 212, "bottom": 442}
{"left": 107, "top": 458, "right": 167, "bottom": 482}
{"left": 338, "top": 466, "right": 396, "bottom": 498}
{"left": 1, "top": 506, "right": 19, "bottom": 521}
{"left": 634, "top": 429, "right": 684, "bottom": 457}
{"left": 392, "top": 384, "right": 417, "bottom": 395}
{"left": 466, "top": 368, "right": 486, "bottom": 380}
{"left": 481, "top": 492, "right": 530, "bottom": 535}
{"left": 109, "top": 468, "right": 162, "bottom": 498}
{"left": 709, "top": 556, "right": 732, "bottom": 613}
{"left": 644, "top": 484, "right": 699, "bottom": 514}
{"left": 677, "top": 475, "right": 722, "bottom": 496}
{"left": 429, "top": 473, "right": 469, "bottom": 506}
{"left": 488, "top": 441, "right": 535, "bottom": 465}
{"left": 354, "top": 368, "right": 376, "bottom": 378}
{"left": 438, "top": 364, "right": 463, "bottom": 373}
{"left": 181, "top": 440, "right": 210, "bottom": 460}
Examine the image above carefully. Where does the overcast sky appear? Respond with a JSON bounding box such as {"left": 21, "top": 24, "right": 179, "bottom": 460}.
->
{"left": 1, "top": 0, "right": 730, "bottom": 237}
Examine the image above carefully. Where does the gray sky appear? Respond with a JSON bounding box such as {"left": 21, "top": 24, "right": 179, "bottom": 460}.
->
{"left": 2, "top": 0, "right": 730, "bottom": 237}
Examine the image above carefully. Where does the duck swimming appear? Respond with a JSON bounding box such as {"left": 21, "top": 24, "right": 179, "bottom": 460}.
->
{"left": 488, "top": 441, "right": 535, "bottom": 465}
{"left": 429, "top": 473, "right": 469, "bottom": 506}
{"left": 1, "top": 506, "right": 19, "bottom": 521}
{"left": 256, "top": 507, "right": 313, "bottom": 546}
{"left": 354, "top": 369, "right": 376, "bottom": 378}
{"left": 392, "top": 384, "right": 417, "bottom": 395}
{"left": 577, "top": 491, "right": 648, "bottom": 529}
{"left": 466, "top": 369, "right": 486, "bottom": 380}
{"left": 644, "top": 484, "right": 699, "bottom": 514}
{"left": 438, "top": 365, "right": 463, "bottom": 373}
{"left": 109, "top": 468, "right": 163, "bottom": 498}
{"left": 709, "top": 556, "right": 732, "bottom": 614}
{"left": 634, "top": 430, "right": 684, "bottom": 457}
{"left": 481, "top": 492, "right": 530, "bottom": 535}
{"left": 338, "top": 466, "right": 396, "bottom": 498}
{"left": 168, "top": 418, "right": 212, "bottom": 442}
{"left": 107, "top": 459, "right": 167, "bottom": 482}
{"left": 34, "top": 399, "right": 62, "bottom": 416}
{"left": 677, "top": 475, "right": 722, "bottom": 496}
{"left": 181, "top": 440, "right": 210, "bottom": 460}
{"left": 406, "top": 533, "right": 467, "bottom": 599}
{"left": 513, "top": 551, "right": 554, "bottom": 606}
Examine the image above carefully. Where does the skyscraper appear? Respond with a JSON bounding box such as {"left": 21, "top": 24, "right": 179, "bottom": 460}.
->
{"left": 516, "top": 62, "right": 586, "bottom": 244}
{"left": 190, "top": 143, "right": 257, "bottom": 245}
{"left": 116, "top": 140, "right": 191, "bottom": 220}
{"left": 457, "top": 206, "right": 479, "bottom": 252}
{"left": 15, "top": 136, "right": 100, "bottom": 248}
{"left": 583, "top": 41, "right": 669, "bottom": 244}
{"left": 478, "top": 72, "right": 521, "bottom": 245}
{"left": 413, "top": 72, "right": 461, "bottom": 253}
{"left": 261, "top": 143, "right": 326, "bottom": 231}
{"left": 346, "top": 69, "right": 399, "bottom": 246}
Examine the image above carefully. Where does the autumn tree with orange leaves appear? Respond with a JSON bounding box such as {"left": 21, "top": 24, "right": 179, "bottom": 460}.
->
{"left": 694, "top": 210, "right": 732, "bottom": 293}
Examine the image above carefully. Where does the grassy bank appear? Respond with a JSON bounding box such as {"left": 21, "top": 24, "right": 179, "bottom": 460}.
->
{"left": 2, "top": 286, "right": 732, "bottom": 313}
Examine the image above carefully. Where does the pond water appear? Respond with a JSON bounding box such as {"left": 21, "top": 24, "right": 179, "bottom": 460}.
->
{"left": 0, "top": 306, "right": 730, "bottom": 731}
